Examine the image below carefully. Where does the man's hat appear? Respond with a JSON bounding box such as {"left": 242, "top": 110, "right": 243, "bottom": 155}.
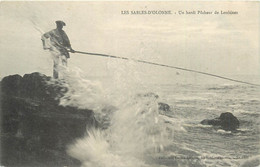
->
{"left": 55, "top": 20, "right": 66, "bottom": 26}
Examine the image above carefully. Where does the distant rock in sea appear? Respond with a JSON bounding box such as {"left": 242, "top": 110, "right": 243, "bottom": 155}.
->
{"left": 0, "top": 72, "right": 98, "bottom": 167}
{"left": 136, "top": 92, "right": 171, "bottom": 112}
{"left": 158, "top": 102, "right": 170, "bottom": 112}
{"left": 201, "top": 112, "right": 239, "bottom": 131}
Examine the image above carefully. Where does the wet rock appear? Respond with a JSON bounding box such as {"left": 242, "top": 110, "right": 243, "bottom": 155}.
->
{"left": 136, "top": 92, "right": 171, "bottom": 112}
{"left": 0, "top": 72, "right": 98, "bottom": 166}
{"left": 201, "top": 112, "right": 239, "bottom": 131}
{"left": 158, "top": 102, "right": 170, "bottom": 112}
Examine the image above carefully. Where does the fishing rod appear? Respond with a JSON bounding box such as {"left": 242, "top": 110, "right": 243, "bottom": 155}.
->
{"left": 72, "top": 50, "right": 260, "bottom": 87}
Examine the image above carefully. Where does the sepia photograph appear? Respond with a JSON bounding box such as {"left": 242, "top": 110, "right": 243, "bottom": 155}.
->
{"left": 0, "top": 1, "right": 259, "bottom": 167}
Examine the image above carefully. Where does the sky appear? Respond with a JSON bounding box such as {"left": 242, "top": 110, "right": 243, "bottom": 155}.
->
{"left": 0, "top": 1, "right": 259, "bottom": 84}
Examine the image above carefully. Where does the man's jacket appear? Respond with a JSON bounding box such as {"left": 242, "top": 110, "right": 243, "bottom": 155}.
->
{"left": 42, "top": 29, "right": 71, "bottom": 58}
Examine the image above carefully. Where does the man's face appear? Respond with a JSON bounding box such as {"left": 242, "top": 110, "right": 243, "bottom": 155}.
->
{"left": 57, "top": 24, "right": 63, "bottom": 30}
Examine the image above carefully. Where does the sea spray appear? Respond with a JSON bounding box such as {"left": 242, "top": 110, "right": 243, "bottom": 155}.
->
{"left": 55, "top": 66, "right": 109, "bottom": 111}
{"left": 67, "top": 129, "right": 109, "bottom": 162}
{"left": 107, "top": 93, "right": 169, "bottom": 155}
{"left": 54, "top": 61, "right": 174, "bottom": 166}
{"left": 66, "top": 93, "right": 172, "bottom": 167}
{"left": 67, "top": 129, "right": 149, "bottom": 167}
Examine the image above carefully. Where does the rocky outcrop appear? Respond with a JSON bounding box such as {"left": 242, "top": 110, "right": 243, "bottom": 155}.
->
{"left": 0, "top": 72, "right": 98, "bottom": 167}
{"left": 201, "top": 112, "right": 239, "bottom": 131}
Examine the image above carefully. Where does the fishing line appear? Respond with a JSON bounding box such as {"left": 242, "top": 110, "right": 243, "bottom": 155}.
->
{"left": 73, "top": 50, "right": 260, "bottom": 87}
{"left": 29, "top": 19, "right": 44, "bottom": 35}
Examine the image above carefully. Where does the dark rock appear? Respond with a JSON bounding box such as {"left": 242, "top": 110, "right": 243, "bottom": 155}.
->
{"left": 135, "top": 92, "right": 171, "bottom": 112}
{"left": 1, "top": 74, "right": 23, "bottom": 96}
{"left": 158, "top": 102, "right": 170, "bottom": 112}
{"left": 0, "top": 73, "right": 98, "bottom": 166}
{"left": 200, "top": 118, "right": 221, "bottom": 126}
{"left": 219, "top": 112, "right": 240, "bottom": 131}
{"left": 201, "top": 112, "right": 239, "bottom": 131}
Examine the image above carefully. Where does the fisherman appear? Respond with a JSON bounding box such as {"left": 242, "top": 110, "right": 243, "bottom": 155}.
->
{"left": 41, "top": 20, "right": 75, "bottom": 79}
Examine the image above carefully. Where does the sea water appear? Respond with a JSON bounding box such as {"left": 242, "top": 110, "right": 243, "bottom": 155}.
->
{"left": 53, "top": 63, "right": 259, "bottom": 167}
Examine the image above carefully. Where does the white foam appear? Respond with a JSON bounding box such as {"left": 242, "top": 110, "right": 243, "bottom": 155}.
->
{"left": 184, "top": 124, "right": 213, "bottom": 128}
{"left": 237, "top": 128, "right": 251, "bottom": 132}
{"left": 67, "top": 129, "right": 149, "bottom": 167}
{"left": 60, "top": 65, "right": 174, "bottom": 167}
{"left": 49, "top": 66, "right": 110, "bottom": 111}
{"left": 217, "top": 129, "right": 232, "bottom": 134}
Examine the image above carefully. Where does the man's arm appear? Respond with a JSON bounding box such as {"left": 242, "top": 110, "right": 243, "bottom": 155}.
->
{"left": 41, "top": 31, "right": 52, "bottom": 50}
{"left": 62, "top": 31, "right": 75, "bottom": 52}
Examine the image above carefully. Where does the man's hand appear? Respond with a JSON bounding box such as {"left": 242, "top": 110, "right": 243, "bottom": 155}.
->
{"left": 44, "top": 46, "right": 52, "bottom": 50}
{"left": 70, "top": 48, "right": 75, "bottom": 53}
